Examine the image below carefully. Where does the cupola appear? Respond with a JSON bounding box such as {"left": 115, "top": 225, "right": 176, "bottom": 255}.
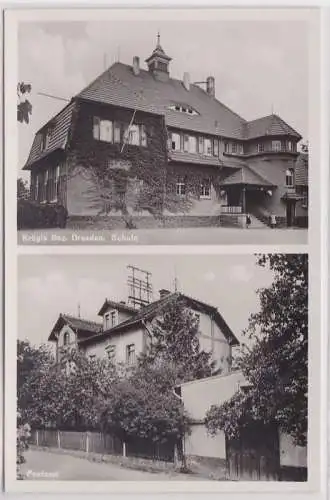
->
{"left": 145, "top": 33, "right": 172, "bottom": 81}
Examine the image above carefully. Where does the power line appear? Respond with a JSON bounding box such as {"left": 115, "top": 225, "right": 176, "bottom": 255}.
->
{"left": 37, "top": 92, "right": 70, "bottom": 102}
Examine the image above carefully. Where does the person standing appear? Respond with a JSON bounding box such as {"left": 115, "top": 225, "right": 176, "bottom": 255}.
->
{"left": 246, "top": 213, "right": 251, "bottom": 229}
{"left": 270, "top": 214, "right": 277, "bottom": 229}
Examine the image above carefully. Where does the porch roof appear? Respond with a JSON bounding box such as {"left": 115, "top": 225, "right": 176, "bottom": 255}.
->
{"left": 221, "top": 165, "right": 274, "bottom": 187}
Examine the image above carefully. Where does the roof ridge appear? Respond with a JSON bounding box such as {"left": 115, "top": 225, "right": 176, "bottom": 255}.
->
{"left": 62, "top": 313, "right": 102, "bottom": 326}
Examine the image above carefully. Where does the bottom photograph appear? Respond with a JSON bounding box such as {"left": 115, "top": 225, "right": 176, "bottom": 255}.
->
{"left": 17, "top": 253, "right": 308, "bottom": 482}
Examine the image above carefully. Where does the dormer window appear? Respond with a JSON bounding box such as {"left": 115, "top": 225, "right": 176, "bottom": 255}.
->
{"left": 168, "top": 104, "right": 199, "bottom": 116}
{"left": 104, "top": 310, "right": 118, "bottom": 330}
{"left": 40, "top": 129, "right": 51, "bottom": 152}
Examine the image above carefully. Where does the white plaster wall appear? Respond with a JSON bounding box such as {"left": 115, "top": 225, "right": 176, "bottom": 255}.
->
{"left": 84, "top": 328, "right": 145, "bottom": 364}
{"left": 197, "top": 311, "right": 232, "bottom": 374}
{"left": 58, "top": 324, "right": 76, "bottom": 347}
{"left": 185, "top": 424, "right": 226, "bottom": 459}
{"left": 181, "top": 371, "right": 246, "bottom": 422}
{"left": 279, "top": 433, "right": 307, "bottom": 468}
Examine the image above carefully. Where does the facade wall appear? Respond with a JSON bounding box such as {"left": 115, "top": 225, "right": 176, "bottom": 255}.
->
{"left": 83, "top": 327, "right": 145, "bottom": 364}
{"left": 246, "top": 155, "right": 298, "bottom": 218}
{"left": 181, "top": 372, "right": 307, "bottom": 470}
{"left": 185, "top": 424, "right": 226, "bottom": 459}
{"left": 57, "top": 324, "right": 76, "bottom": 347}
{"left": 197, "top": 311, "right": 231, "bottom": 374}
{"left": 65, "top": 100, "right": 168, "bottom": 217}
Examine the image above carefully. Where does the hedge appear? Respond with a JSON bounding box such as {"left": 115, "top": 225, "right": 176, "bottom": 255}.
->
{"left": 17, "top": 199, "right": 68, "bottom": 229}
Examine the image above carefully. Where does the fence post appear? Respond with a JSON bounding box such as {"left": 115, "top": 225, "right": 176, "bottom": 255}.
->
{"left": 86, "top": 432, "right": 90, "bottom": 453}
{"left": 57, "top": 430, "right": 61, "bottom": 449}
{"left": 123, "top": 441, "right": 126, "bottom": 458}
{"left": 36, "top": 430, "right": 39, "bottom": 447}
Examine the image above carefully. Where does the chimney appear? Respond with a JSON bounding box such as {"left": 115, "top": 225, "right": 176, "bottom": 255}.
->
{"left": 159, "top": 289, "right": 171, "bottom": 299}
{"left": 183, "top": 72, "right": 190, "bottom": 91}
{"left": 206, "top": 76, "right": 215, "bottom": 97}
{"left": 133, "top": 56, "right": 140, "bottom": 76}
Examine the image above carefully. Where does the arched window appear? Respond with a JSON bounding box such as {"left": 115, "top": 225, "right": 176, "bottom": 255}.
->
{"left": 63, "top": 331, "right": 70, "bottom": 346}
{"left": 286, "top": 168, "right": 294, "bottom": 187}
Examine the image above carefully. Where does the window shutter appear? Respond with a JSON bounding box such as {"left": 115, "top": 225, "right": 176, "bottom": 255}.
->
{"left": 93, "top": 116, "right": 100, "bottom": 140}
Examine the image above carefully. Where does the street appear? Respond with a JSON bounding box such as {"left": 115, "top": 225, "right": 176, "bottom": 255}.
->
{"left": 18, "top": 227, "right": 308, "bottom": 246}
{"left": 21, "top": 449, "right": 205, "bottom": 481}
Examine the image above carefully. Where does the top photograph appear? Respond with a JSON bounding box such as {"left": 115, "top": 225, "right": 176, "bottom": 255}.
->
{"left": 15, "top": 10, "right": 313, "bottom": 245}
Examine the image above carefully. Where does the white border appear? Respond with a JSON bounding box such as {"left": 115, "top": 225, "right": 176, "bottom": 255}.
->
{"left": 3, "top": 5, "right": 326, "bottom": 497}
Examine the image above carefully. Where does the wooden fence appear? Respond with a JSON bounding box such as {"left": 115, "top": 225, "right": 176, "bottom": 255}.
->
{"left": 29, "top": 430, "right": 174, "bottom": 462}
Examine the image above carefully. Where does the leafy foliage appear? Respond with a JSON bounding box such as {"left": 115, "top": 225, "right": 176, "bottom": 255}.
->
{"left": 205, "top": 254, "right": 308, "bottom": 446}
{"left": 17, "top": 82, "right": 32, "bottom": 123}
{"left": 140, "top": 298, "right": 215, "bottom": 384}
{"left": 17, "top": 178, "right": 30, "bottom": 200}
{"left": 17, "top": 410, "right": 31, "bottom": 479}
{"left": 17, "top": 199, "right": 68, "bottom": 229}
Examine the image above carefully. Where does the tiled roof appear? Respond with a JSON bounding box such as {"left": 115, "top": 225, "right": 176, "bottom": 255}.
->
{"left": 23, "top": 101, "right": 76, "bottom": 170}
{"left": 168, "top": 150, "right": 224, "bottom": 167}
{"left": 78, "top": 62, "right": 246, "bottom": 139}
{"left": 80, "top": 292, "right": 239, "bottom": 347}
{"left": 244, "top": 114, "right": 301, "bottom": 140}
{"left": 98, "top": 299, "right": 137, "bottom": 316}
{"left": 48, "top": 313, "right": 102, "bottom": 341}
{"left": 294, "top": 153, "right": 308, "bottom": 186}
{"left": 222, "top": 165, "right": 274, "bottom": 186}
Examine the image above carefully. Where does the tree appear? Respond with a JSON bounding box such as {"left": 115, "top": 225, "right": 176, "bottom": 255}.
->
{"left": 20, "top": 347, "right": 118, "bottom": 430}
{"left": 140, "top": 298, "right": 214, "bottom": 384}
{"left": 17, "top": 178, "right": 30, "bottom": 200}
{"left": 205, "top": 254, "right": 308, "bottom": 446}
{"left": 17, "top": 82, "right": 32, "bottom": 123}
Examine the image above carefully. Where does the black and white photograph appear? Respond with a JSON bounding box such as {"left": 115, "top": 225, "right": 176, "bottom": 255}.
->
{"left": 16, "top": 253, "right": 308, "bottom": 483}
{"left": 14, "top": 9, "right": 313, "bottom": 245}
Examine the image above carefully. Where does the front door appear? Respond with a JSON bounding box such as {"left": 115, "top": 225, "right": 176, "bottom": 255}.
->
{"left": 286, "top": 201, "right": 296, "bottom": 227}
{"left": 226, "top": 424, "right": 280, "bottom": 481}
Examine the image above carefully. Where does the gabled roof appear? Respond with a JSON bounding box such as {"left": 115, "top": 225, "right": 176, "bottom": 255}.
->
{"left": 295, "top": 153, "right": 308, "bottom": 186}
{"left": 78, "top": 62, "right": 246, "bottom": 139}
{"left": 80, "top": 292, "right": 239, "bottom": 347}
{"left": 23, "top": 101, "right": 76, "bottom": 170}
{"left": 48, "top": 313, "right": 102, "bottom": 342}
{"left": 98, "top": 299, "right": 137, "bottom": 317}
{"left": 244, "top": 114, "right": 301, "bottom": 140}
{"left": 221, "top": 164, "right": 274, "bottom": 187}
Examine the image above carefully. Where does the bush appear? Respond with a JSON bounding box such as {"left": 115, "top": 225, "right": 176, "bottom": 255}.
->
{"left": 17, "top": 199, "right": 68, "bottom": 229}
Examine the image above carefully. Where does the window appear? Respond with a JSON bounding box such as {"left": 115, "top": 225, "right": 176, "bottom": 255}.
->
{"left": 204, "top": 138, "right": 212, "bottom": 156}
{"left": 63, "top": 331, "right": 70, "bottom": 346}
{"left": 257, "top": 143, "right": 265, "bottom": 153}
{"left": 55, "top": 165, "right": 60, "bottom": 200}
{"left": 126, "top": 344, "right": 136, "bottom": 365}
{"left": 110, "top": 311, "right": 117, "bottom": 327}
{"left": 286, "top": 168, "right": 294, "bottom": 187}
{"left": 40, "top": 129, "right": 51, "bottom": 152}
{"left": 114, "top": 122, "right": 121, "bottom": 143}
{"left": 104, "top": 313, "right": 110, "bottom": 330}
{"left": 224, "top": 143, "right": 229, "bottom": 153}
{"left": 238, "top": 144, "right": 244, "bottom": 155}
{"left": 231, "top": 143, "right": 237, "bottom": 154}
{"left": 182, "top": 134, "right": 189, "bottom": 152}
{"left": 105, "top": 344, "right": 116, "bottom": 360}
{"left": 176, "top": 178, "right": 186, "bottom": 196}
{"left": 93, "top": 117, "right": 114, "bottom": 142}
{"left": 198, "top": 137, "right": 204, "bottom": 154}
{"left": 200, "top": 179, "right": 211, "bottom": 199}
{"left": 128, "top": 124, "right": 140, "bottom": 146}
{"left": 140, "top": 125, "right": 147, "bottom": 147}
{"left": 168, "top": 104, "right": 198, "bottom": 116}
{"left": 213, "top": 139, "right": 219, "bottom": 157}
{"left": 272, "top": 140, "right": 282, "bottom": 152}
{"left": 40, "top": 169, "right": 48, "bottom": 203}
{"left": 188, "top": 136, "right": 197, "bottom": 153}
{"left": 171, "top": 133, "right": 181, "bottom": 151}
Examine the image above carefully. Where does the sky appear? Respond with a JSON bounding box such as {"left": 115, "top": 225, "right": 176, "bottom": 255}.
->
{"left": 18, "top": 253, "right": 275, "bottom": 348}
{"left": 18, "top": 19, "right": 308, "bottom": 180}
